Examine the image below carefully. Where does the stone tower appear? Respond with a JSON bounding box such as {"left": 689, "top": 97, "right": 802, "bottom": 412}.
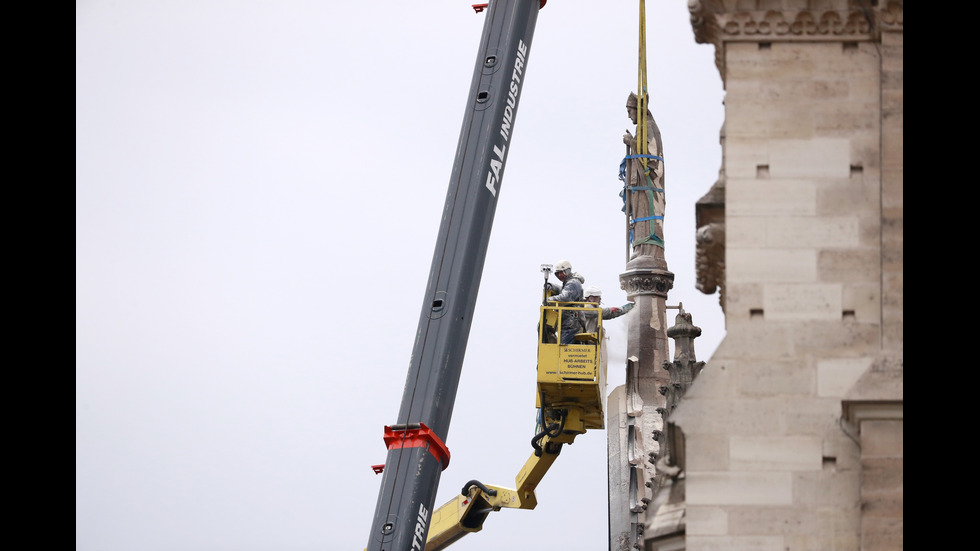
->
{"left": 641, "top": 1, "right": 903, "bottom": 550}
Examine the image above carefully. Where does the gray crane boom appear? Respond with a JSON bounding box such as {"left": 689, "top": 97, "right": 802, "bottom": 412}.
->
{"left": 365, "top": 2, "right": 544, "bottom": 549}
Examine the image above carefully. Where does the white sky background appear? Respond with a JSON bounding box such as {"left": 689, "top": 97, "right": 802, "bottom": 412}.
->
{"left": 76, "top": 1, "right": 726, "bottom": 550}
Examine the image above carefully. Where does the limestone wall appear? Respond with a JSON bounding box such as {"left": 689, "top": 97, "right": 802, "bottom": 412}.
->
{"left": 661, "top": 2, "right": 903, "bottom": 550}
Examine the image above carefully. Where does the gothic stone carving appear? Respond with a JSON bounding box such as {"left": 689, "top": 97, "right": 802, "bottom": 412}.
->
{"left": 620, "top": 271, "right": 674, "bottom": 298}
{"left": 688, "top": 0, "right": 904, "bottom": 81}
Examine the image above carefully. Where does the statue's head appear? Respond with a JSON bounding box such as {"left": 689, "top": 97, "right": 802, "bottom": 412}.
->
{"left": 626, "top": 92, "right": 639, "bottom": 123}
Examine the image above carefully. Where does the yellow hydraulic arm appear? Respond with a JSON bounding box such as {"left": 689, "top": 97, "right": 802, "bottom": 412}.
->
{"left": 425, "top": 411, "right": 585, "bottom": 550}
{"left": 424, "top": 279, "right": 606, "bottom": 550}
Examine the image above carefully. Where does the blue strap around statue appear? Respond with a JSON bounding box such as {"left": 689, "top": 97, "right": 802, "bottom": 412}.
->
{"left": 623, "top": 154, "right": 663, "bottom": 161}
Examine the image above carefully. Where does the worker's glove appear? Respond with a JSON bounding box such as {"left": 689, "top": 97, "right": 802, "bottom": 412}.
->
{"left": 545, "top": 282, "right": 558, "bottom": 293}
{"left": 623, "top": 302, "right": 635, "bottom": 313}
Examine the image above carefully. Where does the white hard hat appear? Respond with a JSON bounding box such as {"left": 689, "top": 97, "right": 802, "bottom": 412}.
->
{"left": 584, "top": 285, "right": 602, "bottom": 299}
{"left": 554, "top": 259, "right": 572, "bottom": 273}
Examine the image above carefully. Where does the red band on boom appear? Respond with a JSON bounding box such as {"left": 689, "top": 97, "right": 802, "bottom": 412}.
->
{"left": 383, "top": 423, "right": 451, "bottom": 471}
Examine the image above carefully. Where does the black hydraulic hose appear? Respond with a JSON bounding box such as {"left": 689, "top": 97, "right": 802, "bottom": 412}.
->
{"left": 531, "top": 428, "right": 547, "bottom": 456}
{"left": 461, "top": 480, "right": 497, "bottom": 497}
{"left": 531, "top": 410, "right": 566, "bottom": 456}
{"left": 547, "top": 410, "right": 567, "bottom": 437}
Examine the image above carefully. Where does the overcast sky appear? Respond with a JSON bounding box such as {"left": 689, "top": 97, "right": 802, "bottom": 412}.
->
{"left": 76, "top": 1, "right": 725, "bottom": 549}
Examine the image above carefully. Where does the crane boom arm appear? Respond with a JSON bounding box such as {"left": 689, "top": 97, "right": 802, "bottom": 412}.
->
{"left": 365, "top": 2, "right": 544, "bottom": 550}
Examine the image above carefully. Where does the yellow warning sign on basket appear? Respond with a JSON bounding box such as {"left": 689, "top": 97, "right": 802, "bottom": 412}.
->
{"left": 557, "top": 346, "right": 596, "bottom": 380}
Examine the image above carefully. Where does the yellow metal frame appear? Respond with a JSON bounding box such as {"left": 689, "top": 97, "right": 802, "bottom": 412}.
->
{"left": 423, "top": 295, "right": 607, "bottom": 550}
{"left": 536, "top": 301, "right": 606, "bottom": 430}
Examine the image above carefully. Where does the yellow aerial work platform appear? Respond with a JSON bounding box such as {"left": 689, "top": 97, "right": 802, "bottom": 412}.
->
{"left": 422, "top": 290, "right": 608, "bottom": 550}
{"left": 536, "top": 299, "right": 607, "bottom": 433}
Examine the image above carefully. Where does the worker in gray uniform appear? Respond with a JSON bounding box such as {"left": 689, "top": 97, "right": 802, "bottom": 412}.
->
{"left": 579, "top": 285, "right": 634, "bottom": 337}
{"left": 545, "top": 259, "right": 586, "bottom": 345}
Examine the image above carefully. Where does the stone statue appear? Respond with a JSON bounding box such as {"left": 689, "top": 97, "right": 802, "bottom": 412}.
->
{"left": 622, "top": 92, "right": 665, "bottom": 260}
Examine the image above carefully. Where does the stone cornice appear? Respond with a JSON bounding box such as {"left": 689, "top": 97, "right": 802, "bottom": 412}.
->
{"left": 688, "top": 0, "right": 903, "bottom": 82}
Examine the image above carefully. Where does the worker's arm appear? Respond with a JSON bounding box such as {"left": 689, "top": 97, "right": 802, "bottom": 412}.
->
{"left": 601, "top": 302, "right": 634, "bottom": 319}
{"left": 547, "top": 280, "right": 582, "bottom": 303}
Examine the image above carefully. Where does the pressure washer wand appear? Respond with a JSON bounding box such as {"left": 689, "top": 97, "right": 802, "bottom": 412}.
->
{"left": 540, "top": 263, "right": 553, "bottom": 303}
